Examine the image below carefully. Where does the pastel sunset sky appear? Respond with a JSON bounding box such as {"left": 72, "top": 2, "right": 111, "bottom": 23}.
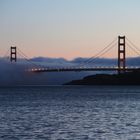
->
{"left": 0, "top": 0, "right": 140, "bottom": 59}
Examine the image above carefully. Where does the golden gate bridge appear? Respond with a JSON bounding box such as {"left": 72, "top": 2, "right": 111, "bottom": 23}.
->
{"left": 3, "top": 36, "right": 140, "bottom": 74}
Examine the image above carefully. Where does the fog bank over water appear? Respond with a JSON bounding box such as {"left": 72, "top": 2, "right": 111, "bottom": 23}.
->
{"left": 0, "top": 57, "right": 140, "bottom": 86}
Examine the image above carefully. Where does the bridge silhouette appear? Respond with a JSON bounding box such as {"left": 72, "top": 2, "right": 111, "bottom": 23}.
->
{"left": 6, "top": 36, "right": 140, "bottom": 74}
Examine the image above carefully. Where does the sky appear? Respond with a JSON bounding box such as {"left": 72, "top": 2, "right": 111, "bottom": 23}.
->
{"left": 0, "top": 0, "right": 140, "bottom": 60}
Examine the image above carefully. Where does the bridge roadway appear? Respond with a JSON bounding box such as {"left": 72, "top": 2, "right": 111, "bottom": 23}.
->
{"left": 29, "top": 67, "right": 140, "bottom": 73}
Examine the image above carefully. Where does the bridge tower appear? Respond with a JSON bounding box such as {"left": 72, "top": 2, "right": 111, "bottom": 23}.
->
{"left": 10, "top": 46, "right": 17, "bottom": 62}
{"left": 118, "top": 36, "right": 126, "bottom": 74}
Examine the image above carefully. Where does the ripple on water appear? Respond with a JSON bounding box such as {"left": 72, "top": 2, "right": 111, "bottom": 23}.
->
{"left": 0, "top": 86, "right": 140, "bottom": 139}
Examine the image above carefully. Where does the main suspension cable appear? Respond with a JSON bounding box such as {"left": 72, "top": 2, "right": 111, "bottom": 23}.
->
{"left": 76, "top": 37, "right": 117, "bottom": 67}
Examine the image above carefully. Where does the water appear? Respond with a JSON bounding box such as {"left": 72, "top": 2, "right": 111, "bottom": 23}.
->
{"left": 0, "top": 86, "right": 140, "bottom": 140}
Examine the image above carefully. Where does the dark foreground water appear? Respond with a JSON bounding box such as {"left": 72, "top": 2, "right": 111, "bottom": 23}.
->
{"left": 0, "top": 86, "right": 140, "bottom": 140}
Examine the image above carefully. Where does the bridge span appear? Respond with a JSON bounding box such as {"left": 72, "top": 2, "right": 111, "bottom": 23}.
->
{"left": 29, "top": 67, "right": 140, "bottom": 73}
{"left": 7, "top": 35, "right": 140, "bottom": 74}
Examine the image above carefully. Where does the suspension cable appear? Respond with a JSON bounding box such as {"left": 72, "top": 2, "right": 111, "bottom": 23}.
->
{"left": 126, "top": 37, "right": 140, "bottom": 53}
{"left": 80, "top": 42, "right": 117, "bottom": 66}
{"left": 126, "top": 42, "right": 140, "bottom": 56}
{"left": 78, "top": 41, "right": 117, "bottom": 67}
{"left": 17, "top": 52, "right": 37, "bottom": 67}
{"left": 76, "top": 37, "right": 117, "bottom": 67}
{"left": 17, "top": 48, "right": 43, "bottom": 68}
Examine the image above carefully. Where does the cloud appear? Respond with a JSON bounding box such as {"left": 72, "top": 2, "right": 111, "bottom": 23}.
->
{"left": 0, "top": 57, "right": 140, "bottom": 86}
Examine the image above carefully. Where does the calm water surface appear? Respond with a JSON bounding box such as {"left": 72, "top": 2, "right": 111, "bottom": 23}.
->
{"left": 0, "top": 86, "right": 140, "bottom": 140}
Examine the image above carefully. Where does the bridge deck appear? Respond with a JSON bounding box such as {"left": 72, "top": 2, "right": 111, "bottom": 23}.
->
{"left": 29, "top": 67, "right": 140, "bottom": 73}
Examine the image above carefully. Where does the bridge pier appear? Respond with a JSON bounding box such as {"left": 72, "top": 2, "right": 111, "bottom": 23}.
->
{"left": 118, "top": 36, "right": 126, "bottom": 74}
{"left": 10, "top": 46, "right": 17, "bottom": 62}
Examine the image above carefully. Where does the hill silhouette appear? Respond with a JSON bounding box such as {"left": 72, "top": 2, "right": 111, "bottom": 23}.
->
{"left": 65, "top": 70, "right": 140, "bottom": 85}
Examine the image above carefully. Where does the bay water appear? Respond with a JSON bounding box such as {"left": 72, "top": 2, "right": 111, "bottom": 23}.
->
{"left": 0, "top": 86, "right": 140, "bottom": 140}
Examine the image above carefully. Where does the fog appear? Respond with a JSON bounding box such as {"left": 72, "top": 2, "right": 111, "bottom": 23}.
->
{"left": 0, "top": 57, "right": 140, "bottom": 86}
